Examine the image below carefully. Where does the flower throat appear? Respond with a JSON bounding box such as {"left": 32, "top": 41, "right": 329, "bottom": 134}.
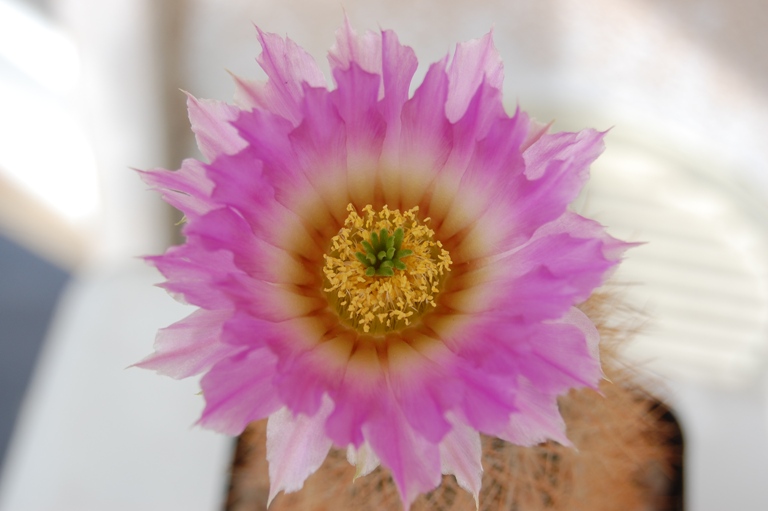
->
{"left": 323, "top": 204, "right": 451, "bottom": 335}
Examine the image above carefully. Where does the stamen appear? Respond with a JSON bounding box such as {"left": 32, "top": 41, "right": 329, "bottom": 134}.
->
{"left": 323, "top": 204, "right": 452, "bottom": 335}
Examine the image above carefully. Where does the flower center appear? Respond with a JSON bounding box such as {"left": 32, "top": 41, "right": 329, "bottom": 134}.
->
{"left": 323, "top": 204, "right": 452, "bottom": 335}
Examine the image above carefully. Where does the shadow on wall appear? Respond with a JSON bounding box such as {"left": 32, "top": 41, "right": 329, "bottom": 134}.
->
{"left": 0, "top": 235, "right": 69, "bottom": 470}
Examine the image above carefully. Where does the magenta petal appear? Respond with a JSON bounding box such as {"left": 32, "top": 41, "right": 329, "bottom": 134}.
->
{"left": 244, "top": 28, "right": 326, "bottom": 125}
{"left": 398, "top": 59, "right": 452, "bottom": 207}
{"left": 324, "top": 344, "right": 385, "bottom": 448}
{"left": 440, "top": 416, "right": 483, "bottom": 506}
{"left": 364, "top": 399, "right": 442, "bottom": 509}
{"left": 198, "top": 348, "right": 281, "bottom": 434}
{"left": 273, "top": 335, "right": 353, "bottom": 416}
{"left": 519, "top": 318, "right": 602, "bottom": 393}
{"left": 266, "top": 397, "right": 334, "bottom": 505}
{"left": 387, "top": 343, "right": 452, "bottom": 442}
{"left": 379, "top": 29, "right": 418, "bottom": 161}
{"left": 134, "top": 309, "right": 242, "bottom": 379}
{"left": 184, "top": 206, "right": 312, "bottom": 285}
{"left": 510, "top": 129, "right": 606, "bottom": 241}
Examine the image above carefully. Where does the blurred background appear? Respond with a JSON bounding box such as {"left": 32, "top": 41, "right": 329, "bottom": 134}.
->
{"left": 1, "top": 0, "right": 767, "bottom": 509}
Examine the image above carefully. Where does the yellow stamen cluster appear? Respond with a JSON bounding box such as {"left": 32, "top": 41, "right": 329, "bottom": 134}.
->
{"left": 323, "top": 204, "right": 452, "bottom": 335}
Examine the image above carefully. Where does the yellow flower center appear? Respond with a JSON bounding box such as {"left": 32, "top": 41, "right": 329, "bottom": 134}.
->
{"left": 323, "top": 204, "right": 452, "bottom": 335}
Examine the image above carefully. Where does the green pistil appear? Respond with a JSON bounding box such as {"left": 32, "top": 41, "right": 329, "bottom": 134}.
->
{"left": 355, "top": 227, "right": 413, "bottom": 277}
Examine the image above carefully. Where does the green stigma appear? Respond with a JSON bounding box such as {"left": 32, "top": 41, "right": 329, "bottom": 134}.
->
{"left": 354, "top": 227, "right": 413, "bottom": 277}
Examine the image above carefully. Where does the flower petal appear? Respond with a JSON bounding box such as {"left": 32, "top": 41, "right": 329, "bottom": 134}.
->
{"left": 398, "top": 59, "right": 452, "bottom": 208}
{"left": 138, "top": 159, "right": 215, "bottom": 218}
{"left": 236, "top": 28, "right": 326, "bottom": 125}
{"left": 134, "top": 309, "right": 242, "bottom": 379}
{"left": 364, "top": 397, "right": 442, "bottom": 509}
{"left": 185, "top": 93, "right": 247, "bottom": 160}
{"left": 266, "top": 396, "right": 335, "bottom": 506}
{"left": 198, "top": 348, "right": 281, "bottom": 434}
{"left": 346, "top": 441, "right": 381, "bottom": 479}
{"left": 446, "top": 31, "right": 503, "bottom": 122}
{"left": 497, "top": 379, "right": 570, "bottom": 447}
{"left": 440, "top": 416, "right": 483, "bottom": 508}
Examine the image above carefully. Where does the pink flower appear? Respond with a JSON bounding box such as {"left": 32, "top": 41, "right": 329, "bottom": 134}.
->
{"left": 138, "top": 21, "right": 627, "bottom": 509}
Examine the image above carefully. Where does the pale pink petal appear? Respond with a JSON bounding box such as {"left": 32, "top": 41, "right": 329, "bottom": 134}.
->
{"left": 440, "top": 416, "right": 483, "bottom": 508}
{"left": 185, "top": 94, "right": 247, "bottom": 160}
{"left": 266, "top": 396, "right": 335, "bottom": 505}
{"left": 147, "top": 246, "right": 241, "bottom": 309}
{"left": 138, "top": 159, "right": 215, "bottom": 217}
{"left": 520, "top": 117, "right": 552, "bottom": 152}
{"left": 134, "top": 309, "right": 242, "bottom": 379}
{"left": 328, "top": 18, "right": 382, "bottom": 76}
{"left": 446, "top": 31, "right": 503, "bottom": 122}
{"left": 346, "top": 441, "right": 381, "bottom": 479}
{"left": 497, "top": 379, "right": 570, "bottom": 447}
{"left": 561, "top": 306, "right": 601, "bottom": 362}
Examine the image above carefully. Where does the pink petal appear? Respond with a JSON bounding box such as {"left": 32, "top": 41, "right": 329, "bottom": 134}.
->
{"left": 229, "top": 107, "right": 341, "bottom": 235}
{"left": 273, "top": 334, "right": 354, "bottom": 416}
{"left": 440, "top": 416, "right": 483, "bottom": 507}
{"left": 446, "top": 31, "right": 504, "bottom": 122}
{"left": 497, "top": 379, "right": 570, "bottom": 447}
{"left": 436, "top": 108, "right": 528, "bottom": 243}
{"left": 329, "top": 64, "right": 386, "bottom": 206}
{"left": 203, "top": 149, "right": 321, "bottom": 259}
{"left": 147, "top": 245, "right": 241, "bottom": 309}
{"left": 509, "top": 129, "right": 606, "bottom": 241}
{"left": 328, "top": 18, "right": 382, "bottom": 76}
{"left": 134, "top": 309, "right": 241, "bottom": 379}
{"left": 235, "top": 28, "right": 326, "bottom": 125}
{"left": 398, "top": 59, "right": 452, "bottom": 207}
{"left": 198, "top": 348, "right": 281, "bottom": 434}
{"left": 443, "top": 212, "right": 626, "bottom": 320}
{"left": 514, "top": 318, "right": 602, "bottom": 394}
{"left": 426, "top": 79, "right": 506, "bottom": 225}
{"left": 266, "top": 396, "right": 334, "bottom": 505}
{"left": 364, "top": 398, "right": 442, "bottom": 509}
{"left": 324, "top": 343, "right": 385, "bottom": 448}
{"left": 407, "top": 329, "right": 518, "bottom": 435}
{"left": 386, "top": 341, "right": 453, "bottom": 442}
{"left": 185, "top": 94, "right": 247, "bottom": 160}
{"left": 183, "top": 206, "right": 315, "bottom": 286}
{"left": 378, "top": 29, "right": 418, "bottom": 163}
{"left": 138, "top": 159, "right": 215, "bottom": 218}
{"left": 289, "top": 84, "right": 350, "bottom": 222}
